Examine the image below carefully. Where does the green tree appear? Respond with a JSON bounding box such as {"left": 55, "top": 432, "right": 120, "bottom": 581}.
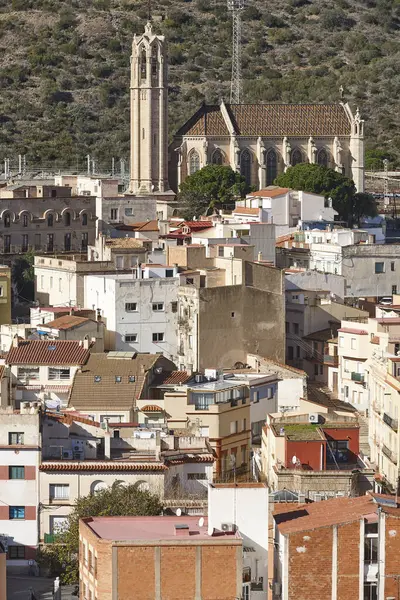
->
{"left": 275, "top": 163, "right": 377, "bottom": 226}
{"left": 40, "top": 483, "right": 162, "bottom": 584}
{"left": 178, "top": 164, "right": 248, "bottom": 220}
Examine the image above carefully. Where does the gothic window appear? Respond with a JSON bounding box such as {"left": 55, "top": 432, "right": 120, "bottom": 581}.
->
{"left": 140, "top": 48, "right": 147, "bottom": 80}
{"left": 266, "top": 149, "right": 278, "bottom": 185}
{"left": 82, "top": 213, "right": 88, "bottom": 226}
{"left": 189, "top": 151, "right": 200, "bottom": 175}
{"left": 64, "top": 212, "right": 71, "bottom": 226}
{"left": 317, "top": 149, "right": 328, "bottom": 168}
{"left": 151, "top": 45, "right": 158, "bottom": 79}
{"left": 241, "top": 149, "right": 252, "bottom": 186}
{"left": 212, "top": 149, "right": 223, "bottom": 165}
{"left": 22, "top": 214, "right": 28, "bottom": 227}
{"left": 4, "top": 214, "right": 11, "bottom": 228}
{"left": 291, "top": 149, "right": 303, "bottom": 167}
{"left": 47, "top": 213, "right": 54, "bottom": 227}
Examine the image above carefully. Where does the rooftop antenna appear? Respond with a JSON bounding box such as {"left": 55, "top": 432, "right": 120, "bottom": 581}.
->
{"left": 227, "top": 0, "right": 244, "bottom": 104}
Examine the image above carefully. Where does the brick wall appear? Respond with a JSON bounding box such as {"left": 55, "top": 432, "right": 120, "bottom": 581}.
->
{"left": 118, "top": 547, "right": 155, "bottom": 600}
{"left": 337, "top": 521, "right": 360, "bottom": 600}
{"left": 288, "top": 527, "right": 333, "bottom": 600}
{"left": 161, "top": 546, "right": 196, "bottom": 599}
{"left": 384, "top": 514, "right": 400, "bottom": 598}
{"left": 201, "top": 545, "right": 238, "bottom": 599}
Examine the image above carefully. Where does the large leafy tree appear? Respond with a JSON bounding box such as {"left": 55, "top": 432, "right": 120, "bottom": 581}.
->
{"left": 178, "top": 164, "right": 248, "bottom": 220}
{"left": 40, "top": 483, "right": 162, "bottom": 584}
{"left": 275, "top": 163, "right": 377, "bottom": 226}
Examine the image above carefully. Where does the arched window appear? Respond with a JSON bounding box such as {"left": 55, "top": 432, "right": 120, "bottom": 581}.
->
{"left": 241, "top": 149, "right": 252, "bottom": 186}
{"left": 64, "top": 212, "right": 71, "bottom": 226}
{"left": 82, "top": 213, "right": 88, "bottom": 226}
{"left": 151, "top": 45, "right": 158, "bottom": 79}
{"left": 140, "top": 48, "right": 147, "bottom": 80}
{"left": 91, "top": 481, "right": 107, "bottom": 495}
{"left": 4, "top": 214, "right": 11, "bottom": 228}
{"left": 266, "top": 149, "right": 278, "bottom": 185}
{"left": 22, "top": 214, "right": 28, "bottom": 228}
{"left": 317, "top": 149, "right": 328, "bottom": 168}
{"left": 212, "top": 149, "right": 223, "bottom": 165}
{"left": 47, "top": 214, "right": 54, "bottom": 227}
{"left": 291, "top": 149, "right": 303, "bottom": 167}
{"left": 189, "top": 151, "right": 200, "bottom": 175}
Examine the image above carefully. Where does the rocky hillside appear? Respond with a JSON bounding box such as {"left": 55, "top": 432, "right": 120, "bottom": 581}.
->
{"left": 0, "top": 0, "right": 399, "bottom": 171}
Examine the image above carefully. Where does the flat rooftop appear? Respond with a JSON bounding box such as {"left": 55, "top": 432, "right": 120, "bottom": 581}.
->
{"left": 83, "top": 516, "right": 241, "bottom": 541}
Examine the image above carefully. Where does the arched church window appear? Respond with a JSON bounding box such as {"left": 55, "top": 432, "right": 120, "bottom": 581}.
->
{"left": 317, "top": 149, "right": 328, "bottom": 168}
{"left": 241, "top": 149, "right": 252, "bottom": 186}
{"left": 266, "top": 149, "right": 278, "bottom": 185}
{"left": 291, "top": 149, "right": 303, "bottom": 167}
{"left": 212, "top": 149, "right": 223, "bottom": 165}
{"left": 189, "top": 151, "right": 200, "bottom": 175}
{"left": 140, "top": 48, "right": 147, "bottom": 80}
{"left": 151, "top": 45, "right": 158, "bottom": 79}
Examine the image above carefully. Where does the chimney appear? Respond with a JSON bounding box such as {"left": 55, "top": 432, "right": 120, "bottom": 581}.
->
{"left": 83, "top": 337, "right": 90, "bottom": 350}
{"left": 257, "top": 252, "right": 263, "bottom": 262}
{"left": 140, "top": 364, "right": 145, "bottom": 374}
{"left": 174, "top": 524, "right": 190, "bottom": 537}
{"left": 186, "top": 364, "right": 193, "bottom": 376}
{"left": 12, "top": 335, "right": 19, "bottom": 348}
{"left": 69, "top": 307, "right": 74, "bottom": 316}
{"left": 104, "top": 432, "right": 111, "bottom": 459}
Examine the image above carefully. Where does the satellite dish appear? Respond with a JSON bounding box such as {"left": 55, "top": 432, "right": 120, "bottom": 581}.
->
{"left": 176, "top": 508, "right": 182, "bottom": 517}
{"left": 292, "top": 456, "right": 297, "bottom": 465}
{"left": 198, "top": 517, "right": 205, "bottom": 528}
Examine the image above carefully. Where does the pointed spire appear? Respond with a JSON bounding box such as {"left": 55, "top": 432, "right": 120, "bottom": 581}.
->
{"left": 145, "top": 21, "right": 152, "bottom": 36}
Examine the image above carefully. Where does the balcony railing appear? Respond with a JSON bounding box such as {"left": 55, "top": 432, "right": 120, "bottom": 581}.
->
{"left": 323, "top": 354, "right": 338, "bottom": 367}
{"left": 382, "top": 444, "right": 398, "bottom": 465}
{"left": 383, "top": 412, "right": 398, "bottom": 432}
{"left": 351, "top": 372, "right": 365, "bottom": 383}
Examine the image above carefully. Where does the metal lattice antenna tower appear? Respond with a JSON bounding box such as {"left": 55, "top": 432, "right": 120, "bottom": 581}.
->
{"left": 383, "top": 158, "right": 389, "bottom": 206}
{"left": 227, "top": 0, "right": 244, "bottom": 104}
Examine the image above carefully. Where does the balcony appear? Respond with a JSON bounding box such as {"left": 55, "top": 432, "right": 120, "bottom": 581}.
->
{"left": 383, "top": 412, "right": 398, "bottom": 432}
{"left": 373, "top": 402, "right": 382, "bottom": 415}
{"left": 323, "top": 354, "right": 338, "bottom": 367}
{"left": 351, "top": 372, "right": 365, "bottom": 383}
{"left": 382, "top": 444, "right": 398, "bottom": 465}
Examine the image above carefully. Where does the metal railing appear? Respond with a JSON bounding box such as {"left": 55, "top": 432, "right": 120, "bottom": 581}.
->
{"left": 382, "top": 444, "right": 398, "bottom": 465}
{"left": 351, "top": 372, "right": 365, "bottom": 383}
{"left": 323, "top": 354, "right": 338, "bottom": 366}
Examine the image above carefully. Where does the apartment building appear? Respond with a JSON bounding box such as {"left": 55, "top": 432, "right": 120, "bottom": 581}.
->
{"left": 36, "top": 314, "right": 105, "bottom": 352}
{"left": 79, "top": 515, "right": 243, "bottom": 600}
{"left": 262, "top": 411, "right": 373, "bottom": 500}
{"left": 6, "top": 338, "right": 91, "bottom": 409}
{"left": 0, "top": 184, "right": 96, "bottom": 256}
{"left": 85, "top": 264, "right": 179, "bottom": 357}
{"left": 272, "top": 493, "right": 400, "bottom": 600}
{"left": 0, "top": 406, "right": 40, "bottom": 574}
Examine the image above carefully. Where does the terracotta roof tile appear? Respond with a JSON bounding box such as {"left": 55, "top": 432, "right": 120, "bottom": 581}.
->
{"left": 232, "top": 207, "right": 260, "bottom": 215}
{"left": 105, "top": 238, "right": 147, "bottom": 249}
{"left": 7, "top": 340, "right": 91, "bottom": 366}
{"left": 45, "top": 315, "right": 92, "bottom": 331}
{"left": 153, "top": 370, "right": 191, "bottom": 386}
{"left": 177, "top": 105, "right": 229, "bottom": 136}
{"left": 248, "top": 187, "right": 290, "bottom": 198}
{"left": 141, "top": 404, "right": 163, "bottom": 412}
{"left": 338, "top": 328, "right": 368, "bottom": 335}
{"left": 39, "top": 461, "right": 167, "bottom": 472}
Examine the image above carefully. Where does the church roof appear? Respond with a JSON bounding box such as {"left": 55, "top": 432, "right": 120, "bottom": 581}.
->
{"left": 176, "top": 103, "right": 351, "bottom": 137}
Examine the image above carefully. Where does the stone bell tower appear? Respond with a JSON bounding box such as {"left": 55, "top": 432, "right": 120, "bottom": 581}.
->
{"left": 128, "top": 22, "right": 170, "bottom": 196}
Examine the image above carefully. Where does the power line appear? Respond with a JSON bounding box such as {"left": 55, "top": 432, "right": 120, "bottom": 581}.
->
{"left": 227, "top": 0, "right": 244, "bottom": 104}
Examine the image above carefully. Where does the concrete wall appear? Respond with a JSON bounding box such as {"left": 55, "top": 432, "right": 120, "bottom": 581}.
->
{"left": 285, "top": 271, "right": 346, "bottom": 301}
{"left": 342, "top": 244, "right": 400, "bottom": 297}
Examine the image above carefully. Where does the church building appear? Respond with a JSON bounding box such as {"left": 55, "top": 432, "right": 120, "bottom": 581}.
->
{"left": 128, "top": 22, "right": 365, "bottom": 218}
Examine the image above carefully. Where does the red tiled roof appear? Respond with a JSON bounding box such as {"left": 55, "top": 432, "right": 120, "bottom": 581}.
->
{"left": 164, "top": 454, "right": 215, "bottom": 465}
{"left": 160, "top": 370, "right": 191, "bottom": 385}
{"left": 47, "top": 412, "right": 101, "bottom": 428}
{"left": 7, "top": 340, "right": 91, "bottom": 366}
{"left": 117, "top": 220, "right": 159, "bottom": 232}
{"left": 248, "top": 188, "right": 290, "bottom": 198}
{"left": 176, "top": 105, "right": 229, "bottom": 136}
{"left": 39, "top": 462, "right": 167, "bottom": 472}
{"left": 45, "top": 315, "right": 92, "bottom": 331}
{"left": 141, "top": 404, "right": 163, "bottom": 412}
{"left": 338, "top": 328, "right": 368, "bottom": 335}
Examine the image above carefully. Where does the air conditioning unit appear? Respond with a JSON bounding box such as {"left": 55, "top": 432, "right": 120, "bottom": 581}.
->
{"left": 221, "top": 522, "right": 236, "bottom": 533}
{"left": 62, "top": 450, "right": 73, "bottom": 459}
{"left": 308, "top": 413, "right": 319, "bottom": 424}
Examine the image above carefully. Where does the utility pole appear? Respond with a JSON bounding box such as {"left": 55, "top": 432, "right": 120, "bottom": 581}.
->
{"left": 227, "top": 0, "right": 244, "bottom": 104}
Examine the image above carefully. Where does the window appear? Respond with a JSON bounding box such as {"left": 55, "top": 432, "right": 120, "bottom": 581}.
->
{"left": 82, "top": 213, "right": 88, "bottom": 226}
{"left": 188, "top": 335, "right": 193, "bottom": 349}
{"left": 351, "top": 338, "right": 356, "bottom": 349}
{"left": 9, "top": 506, "right": 25, "bottom": 519}
{"left": 189, "top": 151, "right": 200, "bottom": 175}
{"left": 0, "top": 286, "right": 3, "bottom": 297}
{"left": 9, "top": 432, "right": 24, "bottom": 445}
{"left": 4, "top": 235, "right": 11, "bottom": 253}
{"left": 363, "top": 583, "right": 377, "bottom": 600}
{"left": 22, "top": 234, "right": 28, "bottom": 252}
{"left": 81, "top": 232, "right": 88, "bottom": 250}
{"left": 64, "top": 212, "right": 71, "bottom": 226}
{"left": 113, "top": 430, "right": 120, "bottom": 439}
{"left": 242, "top": 418, "right": 247, "bottom": 431}
{"left": 9, "top": 545, "right": 25, "bottom": 559}
{"left": 267, "top": 387, "right": 274, "bottom": 399}
{"left": 253, "top": 390, "right": 260, "bottom": 403}
{"left": 59, "top": 278, "right": 62, "bottom": 292}
{"left": 375, "top": 262, "right": 384, "bottom": 274}
{"left": 47, "top": 233, "right": 54, "bottom": 252}
{"left": 391, "top": 262, "right": 395, "bottom": 272}
{"left": 115, "top": 376, "right": 122, "bottom": 383}
{"left": 287, "top": 346, "right": 294, "bottom": 360}
{"left": 165, "top": 269, "right": 173, "bottom": 277}
{"left": 314, "top": 364, "right": 319, "bottom": 376}
{"left": 94, "top": 376, "right": 101, "bottom": 383}
{"left": 317, "top": 148, "right": 328, "bottom": 167}
{"left": 40, "top": 275, "right": 44, "bottom": 290}
{"left": 240, "top": 149, "right": 251, "bottom": 186}
{"left": 212, "top": 149, "right": 223, "bottom": 165}
{"left": 17, "top": 367, "right": 39, "bottom": 381}
{"left": 4, "top": 213, "right": 11, "bottom": 228}
{"left": 140, "top": 47, "right": 147, "bottom": 79}
{"left": 291, "top": 148, "right": 303, "bottom": 166}
{"left": 128, "top": 375, "right": 136, "bottom": 383}
{"left": 47, "top": 214, "right": 54, "bottom": 227}
{"left": 50, "top": 276, "right": 53, "bottom": 289}
{"left": 171, "top": 301, "right": 178, "bottom": 313}
{"left": 35, "top": 233, "right": 41, "bottom": 250}
{"left": 293, "top": 322, "right": 299, "bottom": 335}
{"left": 364, "top": 536, "right": 378, "bottom": 562}
{"left": 49, "top": 484, "right": 69, "bottom": 500}
{"left": 339, "top": 336, "right": 344, "bottom": 348}
{"left": 125, "top": 208, "right": 133, "bottom": 216}
{"left": 192, "top": 392, "right": 214, "bottom": 410}
{"left": 125, "top": 302, "right": 137, "bottom": 312}
{"left": 230, "top": 421, "right": 238, "bottom": 434}
{"left": 48, "top": 367, "right": 70, "bottom": 380}
{"left": 152, "top": 332, "right": 164, "bottom": 342}
{"left": 22, "top": 214, "right": 28, "bottom": 227}
{"left": 9, "top": 466, "right": 24, "bottom": 479}
{"left": 296, "top": 346, "right": 300, "bottom": 358}
{"left": 125, "top": 334, "right": 137, "bottom": 343}
{"left": 110, "top": 208, "right": 118, "bottom": 221}
{"left": 392, "top": 285, "right": 397, "bottom": 295}
{"left": 152, "top": 303, "right": 164, "bottom": 311}
{"left": 64, "top": 233, "right": 71, "bottom": 251}
{"left": 187, "top": 473, "right": 207, "bottom": 480}
{"left": 266, "top": 149, "right": 278, "bottom": 186}
{"left": 344, "top": 385, "right": 349, "bottom": 398}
